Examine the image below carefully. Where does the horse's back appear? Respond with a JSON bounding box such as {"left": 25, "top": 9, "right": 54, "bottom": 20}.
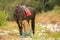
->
{"left": 14, "top": 5, "right": 36, "bottom": 20}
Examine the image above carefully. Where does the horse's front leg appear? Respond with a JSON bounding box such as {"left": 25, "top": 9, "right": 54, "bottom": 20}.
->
{"left": 19, "top": 21, "right": 22, "bottom": 36}
{"left": 31, "top": 18, "right": 35, "bottom": 35}
{"left": 16, "top": 20, "right": 22, "bottom": 36}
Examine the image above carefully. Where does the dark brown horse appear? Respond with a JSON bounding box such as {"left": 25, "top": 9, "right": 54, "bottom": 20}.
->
{"left": 14, "top": 5, "right": 36, "bottom": 36}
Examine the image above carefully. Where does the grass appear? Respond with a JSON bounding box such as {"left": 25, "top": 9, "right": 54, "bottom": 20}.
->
{"left": 49, "top": 32, "right": 60, "bottom": 38}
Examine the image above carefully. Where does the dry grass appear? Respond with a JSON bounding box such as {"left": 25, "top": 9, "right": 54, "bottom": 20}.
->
{"left": 36, "top": 11, "right": 60, "bottom": 24}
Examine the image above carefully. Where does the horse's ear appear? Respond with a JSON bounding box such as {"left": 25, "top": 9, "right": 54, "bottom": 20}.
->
{"left": 16, "top": 6, "right": 18, "bottom": 7}
{"left": 16, "top": 5, "right": 20, "bottom": 7}
{"left": 16, "top": 6, "right": 19, "bottom": 8}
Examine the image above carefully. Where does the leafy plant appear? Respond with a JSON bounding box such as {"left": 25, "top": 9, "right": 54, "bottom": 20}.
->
{"left": 0, "top": 10, "right": 8, "bottom": 26}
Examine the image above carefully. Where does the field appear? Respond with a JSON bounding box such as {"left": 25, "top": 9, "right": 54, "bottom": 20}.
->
{"left": 0, "top": 10, "right": 60, "bottom": 40}
{"left": 0, "top": 0, "right": 60, "bottom": 40}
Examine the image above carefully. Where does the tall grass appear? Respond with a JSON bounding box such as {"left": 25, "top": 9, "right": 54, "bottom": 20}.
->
{"left": 0, "top": 10, "right": 8, "bottom": 26}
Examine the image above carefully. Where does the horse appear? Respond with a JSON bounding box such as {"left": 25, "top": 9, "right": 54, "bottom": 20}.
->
{"left": 14, "top": 5, "right": 36, "bottom": 37}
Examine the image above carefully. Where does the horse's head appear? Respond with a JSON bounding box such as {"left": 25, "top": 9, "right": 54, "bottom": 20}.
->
{"left": 16, "top": 5, "right": 22, "bottom": 12}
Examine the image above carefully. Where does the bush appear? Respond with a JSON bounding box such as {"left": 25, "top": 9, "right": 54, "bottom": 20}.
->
{"left": 0, "top": 10, "right": 8, "bottom": 26}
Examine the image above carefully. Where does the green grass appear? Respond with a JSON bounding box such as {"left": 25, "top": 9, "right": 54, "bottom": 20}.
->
{"left": 49, "top": 32, "right": 60, "bottom": 38}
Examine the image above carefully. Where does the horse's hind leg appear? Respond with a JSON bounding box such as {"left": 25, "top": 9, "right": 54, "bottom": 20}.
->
{"left": 16, "top": 20, "right": 22, "bottom": 36}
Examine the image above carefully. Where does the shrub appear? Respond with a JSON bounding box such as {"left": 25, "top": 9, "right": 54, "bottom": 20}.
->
{"left": 0, "top": 10, "right": 8, "bottom": 26}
